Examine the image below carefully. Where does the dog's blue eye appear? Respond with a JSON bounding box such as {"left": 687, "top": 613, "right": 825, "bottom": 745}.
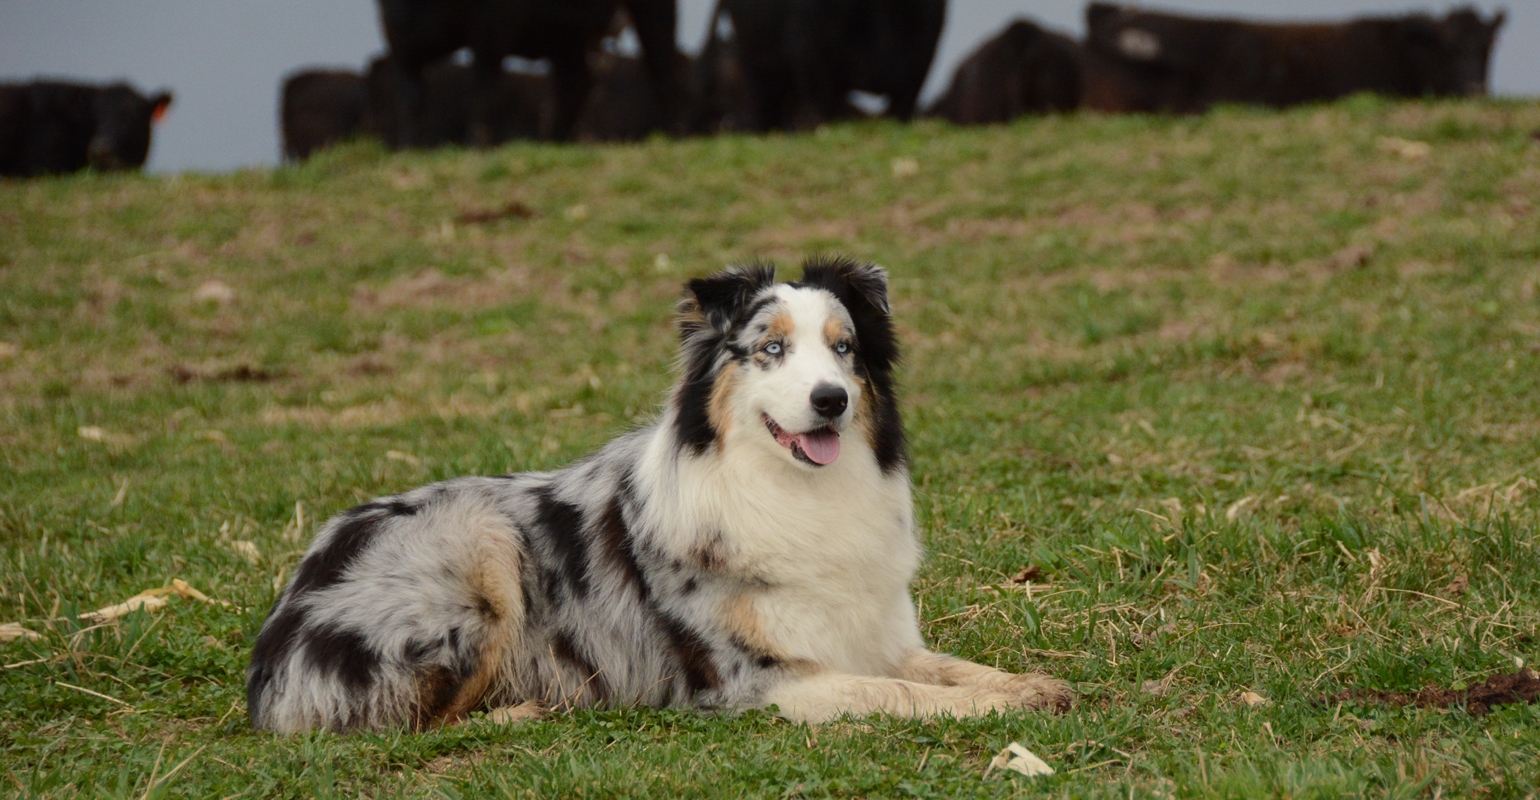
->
{"left": 835, "top": 341, "right": 850, "bottom": 355}
{"left": 765, "top": 342, "right": 782, "bottom": 356}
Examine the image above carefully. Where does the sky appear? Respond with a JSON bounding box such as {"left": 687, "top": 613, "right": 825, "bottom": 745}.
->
{"left": 0, "top": 1, "right": 1526, "bottom": 173}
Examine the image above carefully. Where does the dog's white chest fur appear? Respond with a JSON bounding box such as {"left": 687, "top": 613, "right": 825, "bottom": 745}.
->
{"left": 640, "top": 422, "right": 924, "bottom": 675}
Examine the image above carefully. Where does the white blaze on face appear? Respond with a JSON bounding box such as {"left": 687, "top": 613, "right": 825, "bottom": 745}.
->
{"left": 736, "top": 285, "right": 861, "bottom": 467}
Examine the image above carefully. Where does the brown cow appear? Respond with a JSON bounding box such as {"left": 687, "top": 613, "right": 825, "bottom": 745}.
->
{"left": 927, "top": 19, "right": 1082, "bottom": 125}
{"left": 1083, "top": 3, "right": 1505, "bottom": 114}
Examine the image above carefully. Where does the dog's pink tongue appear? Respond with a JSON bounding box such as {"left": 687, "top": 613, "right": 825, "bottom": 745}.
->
{"left": 796, "top": 430, "right": 841, "bottom": 465}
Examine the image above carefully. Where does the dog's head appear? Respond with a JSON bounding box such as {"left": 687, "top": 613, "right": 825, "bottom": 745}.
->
{"left": 672, "top": 256, "right": 905, "bottom": 473}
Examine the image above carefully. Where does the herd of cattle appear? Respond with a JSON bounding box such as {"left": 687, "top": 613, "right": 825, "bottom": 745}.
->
{"left": 0, "top": 1, "right": 1507, "bottom": 176}
{"left": 284, "top": 0, "right": 1504, "bottom": 159}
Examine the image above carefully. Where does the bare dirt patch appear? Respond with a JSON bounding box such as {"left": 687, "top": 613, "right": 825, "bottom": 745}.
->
{"left": 1259, "top": 361, "right": 1310, "bottom": 386}
{"left": 169, "top": 363, "right": 282, "bottom": 383}
{"left": 1320, "top": 670, "right": 1540, "bottom": 717}
{"left": 458, "top": 200, "right": 540, "bottom": 224}
{"left": 352, "top": 266, "right": 537, "bottom": 310}
{"left": 748, "top": 218, "right": 861, "bottom": 253}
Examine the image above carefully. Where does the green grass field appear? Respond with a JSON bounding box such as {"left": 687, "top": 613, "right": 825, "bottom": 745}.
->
{"left": 3, "top": 96, "right": 1540, "bottom": 798}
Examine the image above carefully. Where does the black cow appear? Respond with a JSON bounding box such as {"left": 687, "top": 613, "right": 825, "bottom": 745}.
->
{"left": 689, "top": 7, "right": 760, "bottom": 134}
{"left": 1083, "top": 3, "right": 1505, "bottom": 114}
{"left": 702, "top": 0, "right": 946, "bottom": 132}
{"left": 280, "top": 69, "right": 368, "bottom": 162}
{"left": 927, "top": 19, "right": 1083, "bottom": 125}
{"left": 374, "top": 0, "right": 684, "bottom": 144}
{"left": 280, "top": 60, "right": 538, "bottom": 160}
{"left": 365, "top": 55, "right": 547, "bottom": 149}
{"left": 0, "top": 80, "right": 172, "bottom": 177}
{"left": 280, "top": 49, "right": 675, "bottom": 160}
{"left": 368, "top": 52, "right": 673, "bottom": 147}
{"left": 577, "top": 50, "right": 678, "bottom": 142}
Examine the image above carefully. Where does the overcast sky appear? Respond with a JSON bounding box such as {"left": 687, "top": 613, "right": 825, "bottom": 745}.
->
{"left": 0, "top": 1, "right": 1526, "bottom": 173}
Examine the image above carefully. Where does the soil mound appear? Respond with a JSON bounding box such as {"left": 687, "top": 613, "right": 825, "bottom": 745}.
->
{"left": 1321, "top": 670, "right": 1540, "bottom": 717}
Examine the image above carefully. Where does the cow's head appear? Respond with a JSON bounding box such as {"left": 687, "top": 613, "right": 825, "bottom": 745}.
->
{"left": 1401, "top": 7, "right": 1505, "bottom": 97}
{"left": 88, "top": 85, "right": 173, "bottom": 171}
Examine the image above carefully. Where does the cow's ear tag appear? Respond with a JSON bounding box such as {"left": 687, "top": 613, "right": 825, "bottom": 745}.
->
{"left": 150, "top": 92, "right": 173, "bottom": 124}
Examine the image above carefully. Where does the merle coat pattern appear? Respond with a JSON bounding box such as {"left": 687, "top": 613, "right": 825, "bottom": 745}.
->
{"left": 247, "top": 258, "right": 1071, "bottom": 733}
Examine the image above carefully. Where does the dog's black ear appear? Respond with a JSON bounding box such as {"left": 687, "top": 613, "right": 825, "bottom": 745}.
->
{"left": 797, "top": 255, "right": 898, "bottom": 374}
{"left": 673, "top": 263, "right": 774, "bottom": 456}
{"left": 680, "top": 262, "right": 776, "bottom": 337}
{"left": 796, "top": 255, "right": 905, "bottom": 473}
{"left": 842, "top": 261, "right": 890, "bottom": 315}
{"left": 797, "top": 256, "right": 890, "bottom": 316}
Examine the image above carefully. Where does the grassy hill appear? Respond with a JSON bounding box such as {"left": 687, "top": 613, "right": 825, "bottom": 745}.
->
{"left": 3, "top": 97, "right": 1539, "bottom": 797}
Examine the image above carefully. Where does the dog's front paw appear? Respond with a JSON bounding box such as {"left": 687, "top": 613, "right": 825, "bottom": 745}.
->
{"left": 483, "top": 701, "right": 545, "bottom": 724}
{"left": 939, "top": 687, "right": 1027, "bottom": 717}
{"left": 992, "top": 672, "right": 1074, "bottom": 713}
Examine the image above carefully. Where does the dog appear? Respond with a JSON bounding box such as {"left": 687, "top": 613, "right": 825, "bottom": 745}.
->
{"left": 246, "top": 256, "right": 1072, "bottom": 733}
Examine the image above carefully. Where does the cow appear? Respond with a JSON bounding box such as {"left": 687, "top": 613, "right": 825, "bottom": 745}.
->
{"left": 368, "top": 51, "right": 675, "bottom": 147}
{"left": 374, "top": 0, "right": 684, "bottom": 145}
{"left": 689, "top": 7, "right": 760, "bottom": 134}
{"left": 576, "top": 50, "right": 677, "bottom": 142}
{"left": 280, "top": 47, "right": 674, "bottom": 160}
{"left": 0, "top": 80, "right": 172, "bottom": 177}
{"left": 701, "top": 0, "right": 947, "bottom": 132}
{"left": 927, "top": 19, "right": 1083, "bottom": 125}
{"left": 365, "top": 55, "right": 547, "bottom": 149}
{"left": 280, "top": 69, "right": 368, "bottom": 162}
{"left": 1083, "top": 3, "right": 1506, "bottom": 114}
{"left": 280, "top": 59, "right": 540, "bottom": 160}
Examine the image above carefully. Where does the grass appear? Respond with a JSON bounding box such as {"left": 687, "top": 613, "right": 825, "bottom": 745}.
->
{"left": 3, "top": 95, "right": 1540, "bottom": 797}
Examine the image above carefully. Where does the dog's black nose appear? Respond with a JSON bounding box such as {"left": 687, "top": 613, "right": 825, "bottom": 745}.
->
{"left": 810, "top": 384, "right": 848, "bottom": 418}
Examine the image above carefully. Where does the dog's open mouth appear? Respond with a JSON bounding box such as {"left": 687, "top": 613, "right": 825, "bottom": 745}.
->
{"left": 763, "top": 414, "right": 840, "bottom": 466}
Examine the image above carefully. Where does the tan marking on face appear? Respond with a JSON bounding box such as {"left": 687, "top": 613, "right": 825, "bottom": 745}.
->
{"left": 708, "top": 364, "right": 740, "bottom": 442}
{"left": 824, "top": 316, "right": 848, "bottom": 348}
{"left": 722, "top": 594, "right": 820, "bottom": 677}
{"left": 767, "top": 310, "right": 795, "bottom": 339}
{"left": 854, "top": 376, "right": 879, "bottom": 453}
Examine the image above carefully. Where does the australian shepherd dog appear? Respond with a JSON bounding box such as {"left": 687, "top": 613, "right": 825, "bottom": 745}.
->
{"left": 247, "top": 257, "right": 1071, "bottom": 733}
